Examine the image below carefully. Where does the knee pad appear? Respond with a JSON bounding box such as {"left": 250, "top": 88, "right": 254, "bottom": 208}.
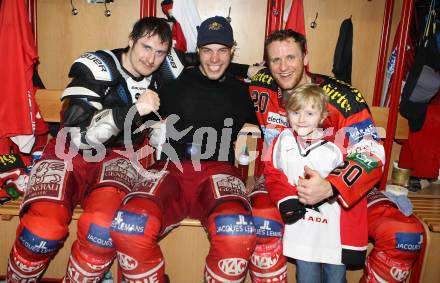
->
{"left": 19, "top": 202, "right": 69, "bottom": 256}
{"left": 362, "top": 250, "right": 413, "bottom": 283}
{"left": 76, "top": 187, "right": 125, "bottom": 257}
{"left": 205, "top": 201, "right": 256, "bottom": 283}
{"left": 370, "top": 210, "right": 424, "bottom": 263}
{"left": 110, "top": 197, "right": 166, "bottom": 283}
{"left": 251, "top": 194, "right": 283, "bottom": 244}
{"left": 8, "top": 202, "right": 69, "bottom": 282}
{"left": 66, "top": 187, "right": 125, "bottom": 283}
{"left": 250, "top": 194, "right": 287, "bottom": 282}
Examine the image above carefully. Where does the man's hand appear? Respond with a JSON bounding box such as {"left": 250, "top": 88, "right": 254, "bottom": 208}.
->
{"left": 135, "top": 89, "right": 160, "bottom": 116}
{"left": 297, "top": 165, "right": 333, "bottom": 206}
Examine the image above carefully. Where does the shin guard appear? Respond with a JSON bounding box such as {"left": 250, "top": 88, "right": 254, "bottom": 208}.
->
{"left": 249, "top": 194, "right": 287, "bottom": 283}
{"left": 65, "top": 187, "right": 125, "bottom": 283}
{"left": 7, "top": 202, "right": 69, "bottom": 283}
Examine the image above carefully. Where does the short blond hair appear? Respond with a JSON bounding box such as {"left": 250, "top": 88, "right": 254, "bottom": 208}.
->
{"left": 285, "top": 83, "right": 329, "bottom": 121}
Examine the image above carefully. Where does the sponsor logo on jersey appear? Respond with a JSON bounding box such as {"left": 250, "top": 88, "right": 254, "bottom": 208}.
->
{"left": 130, "top": 85, "right": 148, "bottom": 91}
{"left": 251, "top": 239, "right": 282, "bottom": 269}
{"left": 111, "top": 210, "right": 147, "bottom": 235}
{"left": 19, "top": 227, "right": 61, "bottom": 254}
{"left": 129, "top": 85, "right": 147, "bottom": 99}
{"left": 390, "top": 267, "right": 410, "bottom": 281}
{"left": 346, "top": 119, "right": 380, "bottom": 144}
{"left": 101, "top": 158, "right": 138, "bottom": 191}
{"left": 24, "top": 160, "right": 66, "bottom": 203}
{"left": 218, "top": 258, "right": 248, "bottom": 276}
{"left": 395, "top": 232, "right": 423, "bottom": 251}
{"left": 251, "top": 253, "right": 280, "bottom": 269}
{"left": 322, "top": 80, "right": 365, "bottom": 116}
{"left": 267, "top": 112, "right": 289, "bottom": 127}
{"left": 117, "top": 252, "right": 138, "bottom": 271}
{"left": 253, "top": 216, "right": 282, "bottom": 238}
{"left": 127, "top": 77, "right": 150, "bottom": 102}
{"left": 215, "top": 214, "right": 255, "bottom": 236}
{"left": 347, "top": 152, "right": 379, "bottom": 173}
{"left": 86, "top": 223, "right": 113, "bottom": 248}
{"left": 251, "top": 72, "right": 275, "bottom": 85}
{"left": 322, "top": 83, "right": 353, "bottom": 113}
{"left": 211, "top": 174, "right": 247, "bottom": 200}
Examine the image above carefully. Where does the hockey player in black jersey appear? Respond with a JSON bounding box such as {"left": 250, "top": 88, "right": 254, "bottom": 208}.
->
{"left": 7, "top": 17, "right": 171, "bottom": 283}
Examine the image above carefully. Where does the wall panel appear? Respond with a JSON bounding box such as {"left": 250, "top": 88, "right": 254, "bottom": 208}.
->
{"left": 155, "top": 0, "right": 267, "bottom": 65}
{"left": 300, "top": 0, "right": 386, "bottom": 105}
{"left": 38, "top": 0, "right": 394, "bottom": 106}
{"left": 37, "top": 0, "right": 140, "bottom": 89}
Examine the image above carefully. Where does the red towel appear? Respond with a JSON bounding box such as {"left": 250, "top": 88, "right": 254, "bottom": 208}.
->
{"left": 285, "top": 0, "right": 305, "bottom": 36}
{"left": 399, "top": 104, "right": 440, "bottom": 179}
{"left": 0, "top": 0, "right": 45, "bottom": 153}
{"left": 0, "top": 0, "right": 37, "bottom": 137}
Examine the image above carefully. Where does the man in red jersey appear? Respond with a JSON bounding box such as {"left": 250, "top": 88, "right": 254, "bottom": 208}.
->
{"left": 248, "top": 29, "right": 424, "bottom": 283}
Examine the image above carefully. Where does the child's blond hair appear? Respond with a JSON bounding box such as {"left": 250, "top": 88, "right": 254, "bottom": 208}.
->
{"left": 285, "top": 83, "right": 329, "bottom": 122}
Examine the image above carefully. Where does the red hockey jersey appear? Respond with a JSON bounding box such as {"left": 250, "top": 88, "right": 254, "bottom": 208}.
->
{"left": 250, "top": 68, "right": 385, "bottom": 208}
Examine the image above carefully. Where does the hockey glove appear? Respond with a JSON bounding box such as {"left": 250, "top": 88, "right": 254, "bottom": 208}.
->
{"left": 279, "top": 198, "right": 306, "bottom": 224}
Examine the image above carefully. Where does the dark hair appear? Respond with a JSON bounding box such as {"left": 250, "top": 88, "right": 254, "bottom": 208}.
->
{"left": 129, "top": 17, "right": 172, "bottom": 52}
{"left": 264, "top": 29, "right": 307, "bottom": 55}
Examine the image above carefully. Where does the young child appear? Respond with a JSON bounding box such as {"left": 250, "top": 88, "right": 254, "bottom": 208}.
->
{"left": 264, "top": 83, "right": 364, "bottom": 283}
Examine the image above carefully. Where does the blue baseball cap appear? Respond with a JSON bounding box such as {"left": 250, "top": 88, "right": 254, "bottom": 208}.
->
{"left": 197, "top": 16, "right": 234, "bottom": 48}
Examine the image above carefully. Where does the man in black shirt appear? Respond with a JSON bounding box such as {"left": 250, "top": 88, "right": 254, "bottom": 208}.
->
{"left": 110, "top": 16, "right": 258, "bottom": 283}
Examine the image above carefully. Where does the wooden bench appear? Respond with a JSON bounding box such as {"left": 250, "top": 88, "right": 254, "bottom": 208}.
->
{"left": 0, "top": 88, "right": 423, "bottom": 283}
